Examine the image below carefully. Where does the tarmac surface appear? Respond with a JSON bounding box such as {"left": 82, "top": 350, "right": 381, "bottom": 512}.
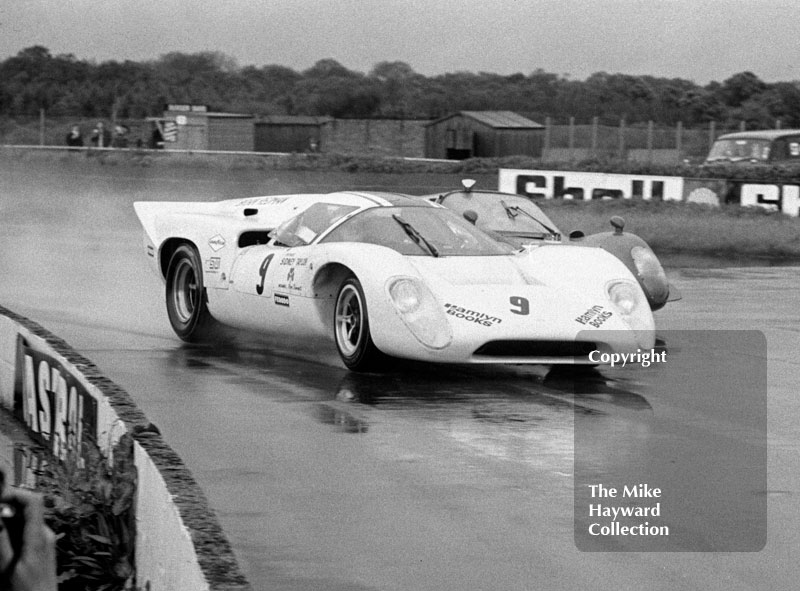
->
{"left": 1, "top": 160, "right": 798, "bottom": 590}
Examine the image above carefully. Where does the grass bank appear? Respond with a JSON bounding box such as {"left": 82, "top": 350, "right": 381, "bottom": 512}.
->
{"left": 543, "top": 198, "right": 800, "bottom": 264}
{"left": 0, "top": 145, "right": 512, "bottom": 174}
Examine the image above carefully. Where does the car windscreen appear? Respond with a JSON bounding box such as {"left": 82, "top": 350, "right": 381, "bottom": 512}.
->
{"left": 320, "top": 205, "right": 516, "bottom": 256}
{"left": 271, "top": 202, "right": 360, "bottom": 247}
{"left": 440, "top": 193, "right": 560, "bottom": 237}
{"left": 706, "top": 138, "right": 771, "bottom": 162}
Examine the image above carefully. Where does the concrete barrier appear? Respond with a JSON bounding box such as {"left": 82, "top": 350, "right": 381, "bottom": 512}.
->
{"left": 0, "top": 304, "right": 251, "bottom": 591}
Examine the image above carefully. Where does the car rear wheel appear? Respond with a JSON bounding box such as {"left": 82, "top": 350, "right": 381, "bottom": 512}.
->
{"left": 334, "top": 277, "right": 383, "bottom": 371}
{"left": 166, "top": 244, "right": 214, "bottom": 341}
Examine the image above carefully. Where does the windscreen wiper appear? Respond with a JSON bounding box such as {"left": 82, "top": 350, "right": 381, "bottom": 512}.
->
{"left": 392, "top": 214, "right": 440, "bottom": 257}
{"left": 500, "top": 200, "right": 561, "bottom": 239}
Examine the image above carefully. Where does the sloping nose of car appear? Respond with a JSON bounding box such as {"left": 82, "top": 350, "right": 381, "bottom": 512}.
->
{"left": 407, "top": 256, "right": 539, "bottom": 286}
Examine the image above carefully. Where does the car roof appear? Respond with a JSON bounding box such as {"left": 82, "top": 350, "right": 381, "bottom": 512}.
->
{"left": 339, "top": 191, "right": 434, "bottom": 207}
{"left": 715, "top": 129, "right": 800, "bottom": 141}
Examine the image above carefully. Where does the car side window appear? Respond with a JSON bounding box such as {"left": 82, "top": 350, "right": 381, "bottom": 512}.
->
{"left": 785, "top": 137, "right": 800, "bottom": 159}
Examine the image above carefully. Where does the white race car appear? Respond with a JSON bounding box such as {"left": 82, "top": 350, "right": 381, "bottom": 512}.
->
{"left": 134, "top": 191, "right": 655, "bottom": 371}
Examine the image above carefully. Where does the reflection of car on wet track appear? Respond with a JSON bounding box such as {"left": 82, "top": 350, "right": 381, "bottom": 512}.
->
{"left": 425, "top": 180, "right": 680, "bottom": 311}
{"left": 134, "top": 190, "right": 656, "bottom": 371}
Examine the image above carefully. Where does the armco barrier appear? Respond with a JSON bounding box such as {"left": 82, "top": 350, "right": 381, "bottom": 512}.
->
{"left": 499, "top": 168, "right": 800, "bottom": 217}
{"left": 0, "top": 305, "right": 251, "bottom": 591}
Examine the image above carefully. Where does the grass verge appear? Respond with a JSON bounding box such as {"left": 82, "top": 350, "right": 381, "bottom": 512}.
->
{"left": 542, "top": 198, "right": 800, "bottom": 263}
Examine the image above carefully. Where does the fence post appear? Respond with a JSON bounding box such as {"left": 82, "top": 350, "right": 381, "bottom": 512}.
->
{"left": 618, "top": 117, "right": 626, "bottom": 159}
{"left": 676, "top": 121, "right": 683, "bottom": 160}
{"left": 709, "top": 121, "right": 716, "bottom": 150}
{"left": 776, "top": 118, "right": 782, "bottom": 130}
{"left": 739, "top": 120, "right": 746, "bottom": 131}
{"left": 646, "top": 120, "right": 654, "bottom": 162}
{"left": 39, "top": 109, "right": 46, "bottom": 146}
{"left": 398, "top": 118, "right": 404, "bottom": 157}
{"left": 568, "top": 116, "right": 575, "bottom": 160}
{"left": 544, "top": 117, "right": 551, "bottom": 161}
{"left": 591, "top": 116, "right": 598, "bottom": 157}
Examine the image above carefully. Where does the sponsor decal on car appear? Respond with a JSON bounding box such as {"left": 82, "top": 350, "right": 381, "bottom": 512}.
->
{"left": 277, "top": 266, "right": 303, "bottom": 293}
{"left": 236, "top": 196, "right": 291, "bottom": 207}
{"left": 575, "top": 305, "right": 613, "bottom": 328}
{"left": 208, "top": 234, "right": 226, "bottom": 252}
{"left": 274, "top": 293, "right": 290, "bottom": 307}
{"left": 204, "top": 257, "right": 221, "bottom": 273}
{"left": 444, "top": 303, "right": 502, "bottom": 327}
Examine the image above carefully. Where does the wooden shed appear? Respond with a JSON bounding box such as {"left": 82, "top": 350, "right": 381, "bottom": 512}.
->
{"left": 254, "top": 116, "right": 333, "bottom": 153}
{"left": 425, "top": 111, "right": 545, "bottom": 159}
{"left": 156, "top": 105, "right": 255, "bottom": 151}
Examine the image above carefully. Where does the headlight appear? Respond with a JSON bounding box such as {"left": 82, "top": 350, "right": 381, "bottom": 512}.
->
{"left": 631, "top": 246, "right": 669, "bottom": 304}
{"left": 387, "top": 277, "right": 452, "bottom": 349}
{"left": 607, "top": 281, "right": 640, "bottom": 315}
{"left": 605, "top": 280, "right": 655, "bottom": 350}
{"left": 389, "top": 279, "right": 421, "bottom": 314}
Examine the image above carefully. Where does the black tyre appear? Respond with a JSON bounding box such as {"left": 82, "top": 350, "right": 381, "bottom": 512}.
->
{"left": 334, "top": 276, "right": 383, "bottom": 371}
{"left": 165, "top": 244, "right": 214, "bottom": 341}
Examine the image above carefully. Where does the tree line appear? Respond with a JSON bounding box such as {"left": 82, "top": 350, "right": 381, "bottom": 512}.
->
{"left": 2, "top": 45, "right": 800, "bottom": 128}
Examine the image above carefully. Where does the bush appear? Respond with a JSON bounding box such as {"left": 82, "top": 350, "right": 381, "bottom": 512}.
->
{"left": 32, "top": 436, "right": 137, "bottom": 591}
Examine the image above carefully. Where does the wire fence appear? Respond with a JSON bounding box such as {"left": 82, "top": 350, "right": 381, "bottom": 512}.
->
{"left": 540, "top": 117, "right": 762, "bottom": 162}
{"left": 0, "top": 113, "right": 775, "bottom": 162}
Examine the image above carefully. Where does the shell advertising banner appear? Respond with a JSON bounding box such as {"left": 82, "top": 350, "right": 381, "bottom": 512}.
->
{"left": 498, "top": 169, "right": 800, "bottom": 217}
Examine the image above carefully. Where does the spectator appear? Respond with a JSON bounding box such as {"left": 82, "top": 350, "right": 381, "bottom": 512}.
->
{"left": 0, "top": 473, "right": 57, "bottom": 591}
{"left": 65, "top": 124, "right": 83, "bottom": 148}
{"left": 112, "top": 124, "right": 130, "bottom": 148}
{"left": 90, "top": 122, "right": 111, "bottom": 148}
{"left": 149, "top": 124, "right": 164, "bottom": 149}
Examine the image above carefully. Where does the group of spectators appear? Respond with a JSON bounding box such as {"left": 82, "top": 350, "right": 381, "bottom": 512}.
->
{"left": 65, "top": 121, "right": 132, "bottom": 149}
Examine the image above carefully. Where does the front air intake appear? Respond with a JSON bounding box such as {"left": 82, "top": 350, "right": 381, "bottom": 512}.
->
{"left": 473, "top": 340, "right": 597, "bottom": 358}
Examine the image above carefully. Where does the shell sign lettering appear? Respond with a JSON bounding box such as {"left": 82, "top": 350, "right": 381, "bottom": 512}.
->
{"left": 498, "top": 169, "right": 800, "bottom": 217}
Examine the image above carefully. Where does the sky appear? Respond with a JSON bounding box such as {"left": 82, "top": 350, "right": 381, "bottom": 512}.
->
{"left": 1, "top": 0, "right": 799, "bottom": 83}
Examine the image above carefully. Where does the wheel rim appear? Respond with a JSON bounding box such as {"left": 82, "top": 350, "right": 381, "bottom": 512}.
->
{"left": 335, "top": 284, "right": 363, "bottom": 357}
{"left": 172, "top": 258, "right": 199, "bottom": 324}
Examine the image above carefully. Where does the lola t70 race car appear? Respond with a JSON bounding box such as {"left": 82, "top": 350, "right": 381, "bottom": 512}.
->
{"left": 425, "top": 181, "right": 680, "bottom": 311}
{"left": 134, "top": 191, "right": 656, "bottom": 371}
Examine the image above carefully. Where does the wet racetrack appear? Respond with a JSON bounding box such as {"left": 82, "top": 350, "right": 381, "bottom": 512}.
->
{"left": 1, "top": 159, "right": 799, "bottom": 590}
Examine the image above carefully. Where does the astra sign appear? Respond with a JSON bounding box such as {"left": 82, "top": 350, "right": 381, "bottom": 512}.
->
{"left": 14, "top": 337, "right": 99, "bottom": 462}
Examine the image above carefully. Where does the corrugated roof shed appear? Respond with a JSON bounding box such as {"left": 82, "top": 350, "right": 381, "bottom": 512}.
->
{"left": 428, "top": 111, "right": 544, "bottom": 129}
{"left": 258, "top": 115, "right": 334, "bottom": 126}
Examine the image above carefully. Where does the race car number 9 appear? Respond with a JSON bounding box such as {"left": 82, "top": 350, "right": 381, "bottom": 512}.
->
{"left": 256, "top": 254, "right": 274, "bottom": 295}
{"left": 510, "top": 296, "right": 529, "bottom": 315}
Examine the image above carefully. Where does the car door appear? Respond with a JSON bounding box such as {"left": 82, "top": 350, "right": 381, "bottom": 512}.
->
{"left": 217, "top": 245, "right": 318, "bottom": 335}
{"left": 214, "top": 244, "right": 292, "bottom": 333}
